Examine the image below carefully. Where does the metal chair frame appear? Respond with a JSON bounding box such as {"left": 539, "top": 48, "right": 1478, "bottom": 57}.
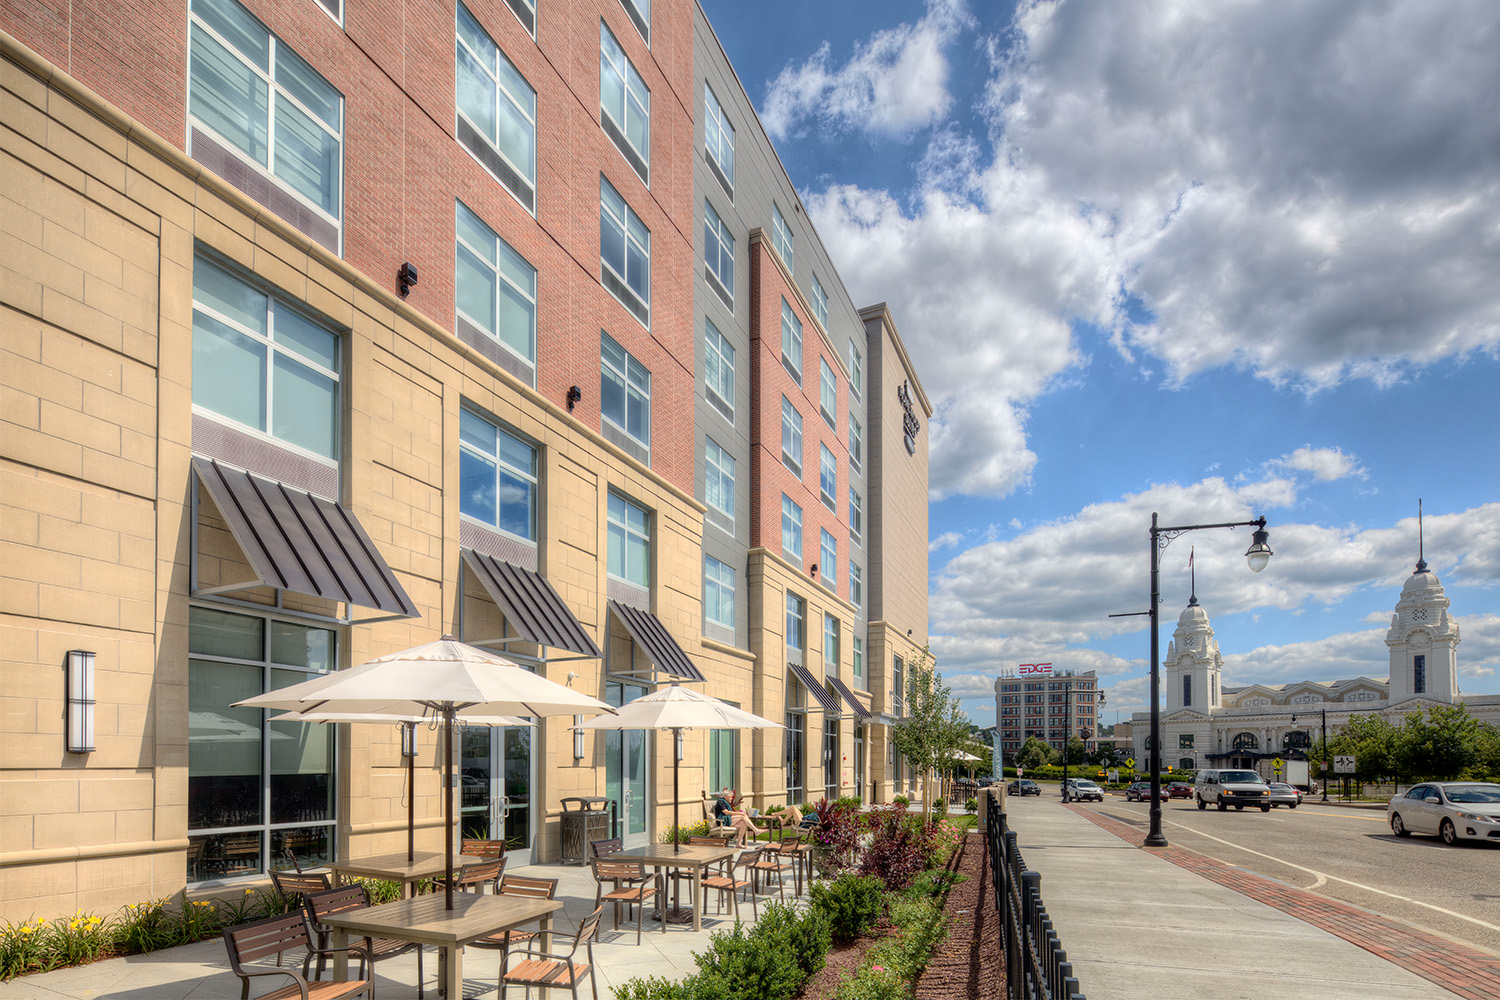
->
{"left": 303, "top": 884, "right": 426, "bottom": 997}
{"left": 500, "top": 904, "right": 603, "bottom": 1000}
{"left": 222, "top": 911, "right": 371, "bottom": 1000}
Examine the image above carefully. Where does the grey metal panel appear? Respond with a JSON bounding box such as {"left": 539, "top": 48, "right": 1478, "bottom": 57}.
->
{"left": 193, "top": 457, "right": 418, "bottom": 617}
{"left": 830, "top": 677, "right": 871, "bottom": 719}
{"left": 788, "top": 660, "right": 837, "bottom": 713}
{"left": 608, "top": 600, "right": 706, "bottom": 682}
{"left": 462, "top": 548, "right": 601, "bottom": 658}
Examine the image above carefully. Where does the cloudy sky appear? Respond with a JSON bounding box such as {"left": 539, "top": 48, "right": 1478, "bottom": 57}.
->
{"left": 700, "top": 0, "right": 1500, "bottom": 723}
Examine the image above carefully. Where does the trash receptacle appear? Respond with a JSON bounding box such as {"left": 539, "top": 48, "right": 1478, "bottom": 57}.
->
{"left": 559, "top": 796, "right": 613, "bottom": 865}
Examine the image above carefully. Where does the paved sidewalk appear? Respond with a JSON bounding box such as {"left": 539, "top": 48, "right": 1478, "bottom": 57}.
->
{"left": 1004, "top": 796, "right": 1500, "bottom": 1000}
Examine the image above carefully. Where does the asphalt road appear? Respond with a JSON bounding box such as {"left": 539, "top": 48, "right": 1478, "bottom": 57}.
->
{"left": 1079, "top": 792, "right": 1500, "bottom": 957}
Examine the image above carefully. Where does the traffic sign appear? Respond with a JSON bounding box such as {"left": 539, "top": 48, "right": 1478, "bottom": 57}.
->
{"left": 1124, "top": 758, "right": 1136, "bottom": 769}
{"left": 1272, "top": 757, "right": 1284, "bottom": 774}
{"left": 1334, "top": 755, "right": 1356, "bottom": 774}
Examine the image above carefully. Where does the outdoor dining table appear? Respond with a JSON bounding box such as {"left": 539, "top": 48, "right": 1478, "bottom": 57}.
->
{"left": 330, "top": 850, "right": 471, "bottom": 899}
{"left": 322, "top": 891, "right": 562, "bottom": 998}
{"left": 614, "top": 842, "right": 737, "bottom": 932}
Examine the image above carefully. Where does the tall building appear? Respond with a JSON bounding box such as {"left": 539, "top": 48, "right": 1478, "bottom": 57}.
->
{"left": 0, "top": 0, "right": 931, "bottom": 921}
{"left": 993, "top": 670, "right": 1099, "bottom": 762}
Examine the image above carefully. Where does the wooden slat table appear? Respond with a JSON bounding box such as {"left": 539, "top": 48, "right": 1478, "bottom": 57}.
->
{"left": 330, "top": 851, "right": 467, "bottom": 899}
{"left": 323, "top": 892, "right": 562, "bottom": 999}
{"left": 614, "top": 842, "right": 737, "bottom": 932}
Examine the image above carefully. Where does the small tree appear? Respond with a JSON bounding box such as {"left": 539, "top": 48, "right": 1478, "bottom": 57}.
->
{"left": 1015, "top": 736, "right": 1055, "bottom": 772}
{"left": 1398, "top": 705, "right": 1485, "bottom": 782}
{"left": 890, "top": 649, "right": 970, "bottom": 823}
{"left": 1064, "top": 737, "right": 1087, "bottom": 766}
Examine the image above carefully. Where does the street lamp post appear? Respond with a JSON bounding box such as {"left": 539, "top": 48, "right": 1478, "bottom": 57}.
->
{"left": 1293, "top": 707, "right": 1331, "bottom": 801}
{"left": 1115, "top": 513, "right": 1272, "bottom": 848}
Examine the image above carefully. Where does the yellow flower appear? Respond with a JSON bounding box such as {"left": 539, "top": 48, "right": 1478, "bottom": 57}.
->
{"left": 69, "top": 920, "right": 80, "bottom": 930}
{"left": 20, "top": 927, "right": 34, "bottom": 936}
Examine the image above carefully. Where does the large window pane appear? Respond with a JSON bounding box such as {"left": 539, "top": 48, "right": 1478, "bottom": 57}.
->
{"left": 188, "top": 658, "right": 263, "bottom": 830}
{"left": 271, "top": 354, "right": 337, "bottom": 458}
{"left": 274, "top": 96, "right": 340, "bottom": 213}
{"left": 190, "top": 606, "right": 265, "bottom": 661}
{"left": 268, "top": 668, "right": 334, "bottom": 824}
{"left": 189, "top": 24, "right": 269, "bottom": 165}
{"left": 457, "top": 244, "right": 498, "bottom": 331}
{"left": 193, "top": 314, "right": 266, "bottom": 432}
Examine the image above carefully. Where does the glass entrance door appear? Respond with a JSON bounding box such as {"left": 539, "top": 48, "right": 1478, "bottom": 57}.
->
{"left": 605, "top": 681, "right": 649, "bottom": 847}
{"left": 459, "top": 723, "right": 534, "bottom": 864}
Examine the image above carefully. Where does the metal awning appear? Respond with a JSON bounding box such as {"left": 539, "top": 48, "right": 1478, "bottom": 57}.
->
{"left": 192, "top": 457, "right": 418, "bottom": 619}
{"left": 787, "top": 661, "right": 837, "bottom": 713}
{"left": 462, "top": 549, "right": 601, "bottom": 658}
{"left": 607, "top": 600, "right": 705, "bottom": 682}
{"left": 829, "top": 677, "right": 872, "bottom": 719}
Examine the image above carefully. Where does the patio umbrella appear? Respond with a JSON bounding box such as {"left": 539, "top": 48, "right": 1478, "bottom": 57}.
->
{"left": 574, "top": 684, "right": 782, "bottom": 853}
{"left": 235, "top": 636, "right": 613, "bottom": 909}
{"left": 267, "top": 709, "right": 532, "bottom": 865}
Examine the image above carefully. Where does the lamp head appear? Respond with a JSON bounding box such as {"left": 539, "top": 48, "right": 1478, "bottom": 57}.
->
{"left": 1244, "top": 525, "right": 1272, "bottom": 573}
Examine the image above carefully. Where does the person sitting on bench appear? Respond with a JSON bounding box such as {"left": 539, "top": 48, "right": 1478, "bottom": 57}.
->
{"left": 713, "top": 788, "right": 765, "bottom": 848}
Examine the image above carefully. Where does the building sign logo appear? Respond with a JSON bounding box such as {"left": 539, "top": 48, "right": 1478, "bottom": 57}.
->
{"left": 897, "top": 380, "right": 921, "bottom": 456}
{"left": 1018, "top": 662, "right": 1053, "bottom": 677}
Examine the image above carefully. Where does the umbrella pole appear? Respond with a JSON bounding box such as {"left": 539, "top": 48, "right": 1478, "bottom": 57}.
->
{"left": 673, "top": 727, "right": 681, "bottom": 853}
{"left": 405, "top": 722, "right": 415, "bottom": 865}
{"left": 444, "top": 708, "right": 455, "bottom": 911}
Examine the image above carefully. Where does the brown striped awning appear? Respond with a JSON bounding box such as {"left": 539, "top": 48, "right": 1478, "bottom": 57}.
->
{"left": 829, "top": 677, "right": 872, "bottom": 719}
{"left": 462, "top": 549, "right": 601, "bottom": 658}
{"left": 193, "top": 457, "right": 418, "bottom": 618}
{"left": 608, "top": 600, "right": 705, "bottom": 682}
{"left": 787, "top": 661, "right": 837, "bottom": 713}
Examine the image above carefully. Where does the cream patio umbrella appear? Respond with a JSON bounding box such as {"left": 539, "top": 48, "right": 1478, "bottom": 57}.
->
{"left": 267, "top": 709, "right": 532, "bottom": 866}
{"left": 235, "top": 636, "right": 613, "bottom": 909}
{"left": 574, "top": 684, "right": 782, "bottom": 854}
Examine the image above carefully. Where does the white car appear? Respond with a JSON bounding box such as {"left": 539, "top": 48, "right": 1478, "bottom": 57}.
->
{"left": 1267, "top": 782, "right": 1302, "bottom": 808}
{"left": 1063, "top": 778, "right": 1104, "bottom": 802}
{"left": 1387, "top": 782, "right": 1500, "bottom": 845}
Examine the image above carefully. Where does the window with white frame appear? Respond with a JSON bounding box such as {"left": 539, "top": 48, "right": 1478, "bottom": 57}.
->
{"left": 819, "top": 444, "right": 836, "bottom": 511}
{"left": 620, "top": 0, "right": 649, "bottom": 43}
{"left": 781, "top": 298, "right": 802, "bottom": 383}
{"left": 456, "top": 3, "right": 536, "bottom": 212}
{"left": 601, "top": 331, "right": 650, "bottom": 453}
{"left": 849, "top": 563, "right": 862, "bottom": 609}
{"left": 708, "top": 724, "right": 737, "bottom": 797}
{"left": 771, "top": 202, "right": 794, "bottom": 272}
{"left": 819, "top": 357, "right": 836, "bottom": 428}
{"left": 599, "top": 21, "right": 649, "bottom": 182}
{"left": 704, "top": 555, "right": 735, "bottom": 629}
{"left": 502, "top": 0, "right": 534, "bottom": 35}
{"left": 820, "top": 529, "right": 836, "bottom": 589}
{"left": 782, "top": 494, "right": 802, "bottom": 562}
{"left": 456, "top": 200, "right": 536, "bottom": 370}
{"left": 704, "top": 437, "right": 734, "bottom": 524}
{"left": 704, "top": 318, "right": 734, "bottom": 418}
{"left": 704, "top": 83, "right": 734, "bottom": 193}
{"left": 781, "top": 396, "right": 802, "bottom": 477}
{"left": 811, "top": 275, "right": 828, "bottom": 329}
{"left": 848, "top": 340, "right": 863, "bottom": 399}
{"left": 188, "top": 0, "right": 344, "bottom": 239}
{"left": 607, "top": 491, "right": 650, "bottom": 587}
{"left": 600, "top": 176, "right": 651, "bottom": 325}
{"left": 824, "top": 613, "right": 840, "bottom": 673}
{"left": 848, "top": 487, "right": 862, "bottom": 543}
{"left": 704, "top": 201, "right": 734, "bottom": 303}
{"left": 458, "top": 406, "right": 537, "bottom": 541}
{"left": 848, "top": 412, "right": 862, "bottom": 472}
{"left": 852, "top": 634, "right": 864, "bottom": 682}
{"left": 785, "top": 590, "right": 806, "bottom": 652}
{"left": 192, "top": 254, "right": 340, "bottom": 462}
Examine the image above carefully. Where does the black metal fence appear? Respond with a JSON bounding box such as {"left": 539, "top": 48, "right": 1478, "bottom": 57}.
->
{"left": 986, "top": 804, "right": 1085, "bottom": 1000}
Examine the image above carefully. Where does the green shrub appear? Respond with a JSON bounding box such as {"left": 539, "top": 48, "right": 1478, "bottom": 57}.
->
{"left": 835, "top": 795, "right": 863, "bottom": 811}
{"left": 965, "top": 797, "right": 978, "bottom": 814}
{"left": 808, "top": 874, "right": 883, "bottom": 944}
{"left": 892, "top": 795, "right": 910, "bottom": 809}
{"left": 661, "top": 819, "right": 711, "bottom": 844}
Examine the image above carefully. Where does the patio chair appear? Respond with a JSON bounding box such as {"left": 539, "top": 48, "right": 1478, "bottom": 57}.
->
{"left": 698, "top": 792, "right": 737, "bottom": 839}
{"left": 433, "top": 857, "right": 505, "bottom": 895}
{"left": 222, "top": 911, "right": 371, "bottom": 1000}
{"left": 267, "top": 871, "right": 332, "bottom": 968}
{"left": 500, "top": 904, "right": 603, "bottom": 1000}
{"left": 304, "top": 885, "right": 426, "bottom": 997}
{"left": 746, "top": 843, "right": 796, "bottom": 903}
{"left": 588, "top": 838, "right": 652, "bottom": 894}
{"left": 469, "top": 875, "right": 560, "bottom": 961}
{"left": 591, "top": 858, "right": 661, "bottom": 944}
{"left": 699, "top": 844, "right": 758, "bottom": 922}
{"left": 460, "top": 838, "right": 507, "bottom": 860}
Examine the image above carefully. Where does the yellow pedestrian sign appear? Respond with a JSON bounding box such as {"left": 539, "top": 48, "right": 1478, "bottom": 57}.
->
{"left": 1273, "top": 757, "right": 1284, "bottom": 775}
{"left": 1125, "top": 758, "right": 1136, "bottom": 769}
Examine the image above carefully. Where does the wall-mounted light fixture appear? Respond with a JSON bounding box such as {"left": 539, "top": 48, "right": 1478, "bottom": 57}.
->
{"left": 573, "top": 714, "right": 585, "bottom": 761}
{"left": 398, "top": 262, "right": 419, "bottom": 298}
{"left": 566, "top": 385, "right": 582, "bottom": 411}
{"left": 810, "top": 563, "right": 819, "bottom": 577}
{"left": 66, "top": 650, "right": 96, "bottom": 753}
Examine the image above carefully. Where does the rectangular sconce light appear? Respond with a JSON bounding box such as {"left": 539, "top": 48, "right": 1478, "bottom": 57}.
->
{"left": 400, "top": 722, "right": 416, "bottom": 758}
{"left": 675, "top": 729, "right": 684, "bottom": 763}
{"left": 66, "top": 650, "right": 96, "bottom": 753}
{"left": 573, "top": 715, "right": 585, "bottom": 761}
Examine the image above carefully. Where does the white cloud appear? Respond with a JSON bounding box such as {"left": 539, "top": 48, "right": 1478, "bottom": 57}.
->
{"left": 929, "top": 531, "right": 963, "bottom": 552}
{"left": 796, "top": 1, "right": 1500, "bottom": 499}
{"left": 762, "top": 0, "right": 972, "bottom": 139}
{"left": 1225, "top": 613, "right": 1500, "bottom": 688}
{"left": 1273, "top": 446, "right": 1367, "bottom": 482}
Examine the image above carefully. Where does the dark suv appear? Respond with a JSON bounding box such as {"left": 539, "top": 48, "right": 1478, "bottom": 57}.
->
{"left": 1007, "top": 779, "right": 1041, "bottom": 796}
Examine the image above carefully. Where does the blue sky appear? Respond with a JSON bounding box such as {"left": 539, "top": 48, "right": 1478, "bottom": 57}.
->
{"left": 700, "top": 0, "right": 1500, "bottom": 723}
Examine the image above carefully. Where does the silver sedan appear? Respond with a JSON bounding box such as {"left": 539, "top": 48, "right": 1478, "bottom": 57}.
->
{"left": 1387, "top": 782, "right": 1500, "bottom": 846}
{"left": 1267, "top": 782, "right": 1302, "bottom": 808}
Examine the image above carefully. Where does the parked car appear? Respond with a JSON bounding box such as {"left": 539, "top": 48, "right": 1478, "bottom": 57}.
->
{"left": 1125, "top": 781, "right": 1169, "bottom": 802}
{"left": 1267, "top": 782, "right": 1303, "bottom": 808}
{"left": 1168, "top": 782, "right": 1194, "bottom": 799}
{"left": 1007, "top": 779, "right": 1041, "bottom": 796}
{"left": 1063, "top": 779, "right": 1104, "bottom": 802}
{"left": 1387, "top": 782, "right": 1500, "bottom": 845}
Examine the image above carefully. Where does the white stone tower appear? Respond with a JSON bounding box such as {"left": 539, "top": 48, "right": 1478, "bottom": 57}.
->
{"left": 1386, "top": 513, "right": 1460, "bottom": 704}
{"left": 1166, "top": 593, "right": 1223, "bottom": 714}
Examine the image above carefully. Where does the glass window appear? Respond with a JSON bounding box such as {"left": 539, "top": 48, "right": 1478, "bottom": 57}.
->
{"left": 600, "top": 331, "right": 651, "bottom": 451}
{"left": 849, "top": 563, "right": 862, "bottom": 609}
{"left": 189, "top": 0, "right": 343, "bottom": 222}
{"left": 771, "top": 202, "right": 794, "bottom": 272}
{"left": 781, "top": 494, "right": 802, "bottom": 562}
{"left": 848, "top": 341, "right": 863, "bottom": 399}
{"left": 820, "top": 529, "right": 836, "bottom": 588}
{"left": 819, "top": 444, "right": 836, "bottom": 511}
{"left": 193, "top": 255, "right": 340, "bottom": 461}
{"left": 848, "top": 412, "right": 862, "bottom": 472}
{"left": 458, "top": 406, "right": 537, "bottom": 541}
{"left": 823, "top": 613, "right": 839, "bottom": 673}
{"left": 599, "top": 21, "right": 650, "bottom": 179}
{"left": 811, "top": 276, "right": 828, "bottom": 329}
{"left": 704, "top": 437, "right": 734, "bottom": 522}
{"left": 704, "top": 201, "right": 734, "bottom": 299}
{"left": 600, "top": 176, "right": 651, "bottom": 323}
{"left": 704, "top": 555, "right": 735, "bottom": 629}
{"left": 785, "top": 591, "right": 806, "bottom": 651}
{"left": 819, "top": 358, "right": 836, "bottom": 428}
{"left": 784, "top": 712, "right": 803, "bottom": 800}
{"left": 607, "top": 491, "right": 650, "bottom": 587}
{"left": 848, "top": 487, "right": 862, "bottom": 542}
{"left": 704, "top": 83, "right": 734, "bottom": 189}
{"left": 456, "top": 3, "right": 536, "bottom": 209}
{"left": 704, "top": 318, "right": 734, "bottom": 415}
{"left": 455, "top": 200, "right": 536, "bottom": 366}
{"left": 780, "top": 298, "right": 802, "bottom": 383}
{"left": 188, "top": 606, "right": 336, "bottom": 880}
{"left": 852, "top": 634, "right": 864, "bottom": 681}
{"left": 708, "top": 725, "right": 737, "bottom": 797}
{"left": 780, "top": 396, "right": 802, "bottom": 477}
{"left": 620, "top": 0, "right": 649, "bottom": 42}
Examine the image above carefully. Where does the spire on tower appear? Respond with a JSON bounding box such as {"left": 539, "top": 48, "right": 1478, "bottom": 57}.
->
{"left": 1416, "top": 498, "right": 1427, "bottom": 573}
{"left": 1188, "top": 546, "right": 1198, "bottom": 606}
